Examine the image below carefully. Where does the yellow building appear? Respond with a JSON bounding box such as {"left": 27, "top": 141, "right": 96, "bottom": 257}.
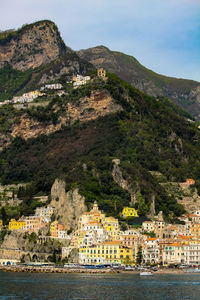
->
{"left": 0, "top": 220, "right": 3, "bottom": 230}
{"left": 190, "top": 224, "right": 200, "bottom": 236}
{"left": 8, "top": 219, "right": 26, "bottom": 231}
{"left": 122, "top": 207, "right": 138, "bottom": 218}
{"left": 50, "top": 221, "right": 58, "bottom": 232}
{"left": 118, "top": 246, "right": 134, "bottom": 265}
{"left": 79, "top": 241, "right": 134, "bottom": 265}
{"left": 102, "top": 217, "right": 119, "bottom": 239}
{"left": 79, "top": 241, "right": 121, "bottom": 264}
{"left": 78, "top": 201, "right": 105, "bottom": 230}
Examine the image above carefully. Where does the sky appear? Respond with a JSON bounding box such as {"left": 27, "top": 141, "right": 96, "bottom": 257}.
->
{"left": 1, "top": 0, "right": 200, "bottom": 81}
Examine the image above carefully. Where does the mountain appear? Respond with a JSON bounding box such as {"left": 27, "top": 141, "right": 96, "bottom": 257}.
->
{"left": 0, "top": 20, "right": 67, "bottom": 71}
{"left": 0, "top": 20, "right": 94, "bottom": 101}
{"left": 1, "top": 20, "right": 200, "bottom": 223}
{"left": 1, "top": 21, "right": 200, "bottom": 119}
{"left": 78, "top": 46, "right": 200, "bottom": 119}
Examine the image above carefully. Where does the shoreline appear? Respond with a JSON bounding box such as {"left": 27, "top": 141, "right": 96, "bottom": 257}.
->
{"left": 0, "top": 265, "right": 186, "bottom": 275}
{"left": 0, "top": 265, "right": 118, "bottom": 274}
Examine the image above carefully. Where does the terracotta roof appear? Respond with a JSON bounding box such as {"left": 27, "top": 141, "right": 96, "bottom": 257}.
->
{"left": 178, "top": 235, "right": 194, "bottom": 239}
{"left": 102, "top": 241, "right": 121, "bottom": 245}
{"left": 147, "top": 238, "right": 157, "bottom": 241}
{"left": 170, "top": 242, "right": 181, "bottom": 247}
{"left": 188, "top": 214, "right": 200, "bottom": 217}
{"left": 88, "top": 221, "right": 100, "bottom": 225}
{"left": 121, "top": 235, "right": 136, "bottom": 238}
{"left": 143, "top": 221, "right": 153, "bottom": 224}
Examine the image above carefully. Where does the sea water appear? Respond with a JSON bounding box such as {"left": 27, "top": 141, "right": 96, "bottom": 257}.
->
{"left": 0, "top": 271, "right": 200, "bottom": 299}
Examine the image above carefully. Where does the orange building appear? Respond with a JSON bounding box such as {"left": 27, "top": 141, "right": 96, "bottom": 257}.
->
{"left": 185, "top": 179, "right": 195, "bottom": 185}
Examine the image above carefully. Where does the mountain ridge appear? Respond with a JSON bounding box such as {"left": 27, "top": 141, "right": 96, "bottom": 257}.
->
{"left": 0, "top": 20, "right": 200, "bottom": 118}
{"left": 78, "top": 45, "right": 200, "bottom": 118}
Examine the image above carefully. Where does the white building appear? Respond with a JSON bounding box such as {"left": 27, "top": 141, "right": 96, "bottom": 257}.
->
{"left": 142, "top": 221, "right": 155, "bottom": 232}
{"left": 41, "top": 83, "right": 63, "bottom": 90}
{"left": 73, "top": 75, "right": 91, "bottom": 88}
{"left": 12, "top": 91, "right": 43, "bottom": 104}
{"left": 35, "top": 205, "right": 54, "bottom": 223}
{"left": 162, "top": 242, "right": 200, "bottom": 265}
{"left": 143, "top": 246, "right": 159, "bottom": 264}
{"left": 58, "top": 230, "right": 70, "bottom": 240}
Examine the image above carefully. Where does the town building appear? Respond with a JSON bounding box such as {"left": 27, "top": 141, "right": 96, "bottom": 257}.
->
{"left": 50, "top": 221, "right": 64, "bottom": 237}
{"left": 25, "top": 216, "right": 46, "bottom": 232}
{"left": 142, "top": 221, "right": 155, "bottom": 233}
{"left": 122, "top": 207, "right": 138, "bottom": 218}
{"left": 154, "top": 211, "right": 165, "bottom": 238}
{"left": 78, "top": 201, "right": 105, "bottom": 230}
{"left": 79, "top": 241, "right": 134, "bottom": 265}
{"left": 143, "top": 245, "right": 159, "bottom": 265}
{"left": 35, "top": 205, "right": 54, "bottom": 223}
{"left": 190, "top": 223, "right": 200, "bottom": 236}
{"left": 102, "top": 216, "right": 120, "bottom": 239}
{"left": 8, "top": 219, "right": 26, "bottom": 231}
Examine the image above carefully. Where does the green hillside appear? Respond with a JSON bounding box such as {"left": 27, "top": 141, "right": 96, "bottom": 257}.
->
{"left": 0, "top": 73, "right": 200, "bottom": 221}
{"left": 0, "top": 52, "right": 94, "bottom": 101}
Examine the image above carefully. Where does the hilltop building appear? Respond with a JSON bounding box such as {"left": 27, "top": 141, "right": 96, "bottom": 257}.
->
{"left": 41, "top": 83, "right": 63, "bottom": 90}
{"left": 97, "top": 68, "right": 106, "bottom": 79}
{"left": 73, "top": 75, "right": 90, "bottom": 88}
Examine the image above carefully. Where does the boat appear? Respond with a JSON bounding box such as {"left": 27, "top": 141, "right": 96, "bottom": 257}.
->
{"left": 140, "top": 271, "right": 153, "bottom": 276}
{"left": 184, "top": 268, "right": 200, "bottom": 273}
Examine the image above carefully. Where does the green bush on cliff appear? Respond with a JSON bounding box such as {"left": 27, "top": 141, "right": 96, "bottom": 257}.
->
{"left": 0, "top": 66, "right": 32, "bottom": 100}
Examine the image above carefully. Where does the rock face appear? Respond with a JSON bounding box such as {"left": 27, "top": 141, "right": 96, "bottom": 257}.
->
{"left": 112, "top": 159, "right": 138, "bottom": 204}
{"left": 161, "top": 182, "right": 200, "bottom": 213}
{"left": 51, "top": 178, "right": 87, "bottom": 230}
{"left": 0, "top": 90, "right": 122, "bottom": 150}
{"left": 0, "top": 20, "right": 67, "bottom": 71}
{"left": 78, "top": 46, "right": 200, "bottom": 119}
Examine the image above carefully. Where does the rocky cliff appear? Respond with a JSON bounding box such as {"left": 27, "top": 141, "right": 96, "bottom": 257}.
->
{"left": 0, "top": 89, "right": 122, "bottom": 150}
{"left": 0, "top": 20, "right": 67, "bottom": 71}
{"left": 50, "top": 178, "right": 87, "bottom": 230}
{"left": 112, "top": 159, "right": 138, "bottom": 205}
{"left": 161, "top": 182, "right": 200, "bottom": 213}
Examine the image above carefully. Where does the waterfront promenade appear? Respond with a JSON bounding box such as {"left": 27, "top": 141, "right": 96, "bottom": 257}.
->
{"left": 0, "top": 264, "right": 186, "bottom": 274}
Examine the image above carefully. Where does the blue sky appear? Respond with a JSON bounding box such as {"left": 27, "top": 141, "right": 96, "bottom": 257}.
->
{"left": 1, "top": 0, "right": 200, "bottom": 81}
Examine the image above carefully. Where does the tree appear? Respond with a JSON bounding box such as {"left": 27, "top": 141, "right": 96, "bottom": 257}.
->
{"left": 137, "top": 192, "right": 149, "bottom": 216}
{"left": 136, "top": 246, "right": 143, "bottom": 265}
{"left": 52, "top": 249, "right": 57, "bottom": 263}
{"left": 1, "top": 207, "right": 8, "bottom": 225}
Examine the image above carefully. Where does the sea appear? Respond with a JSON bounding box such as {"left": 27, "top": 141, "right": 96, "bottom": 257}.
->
{"left": 0, "top": 271, "right": 200, "bottom": 300}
